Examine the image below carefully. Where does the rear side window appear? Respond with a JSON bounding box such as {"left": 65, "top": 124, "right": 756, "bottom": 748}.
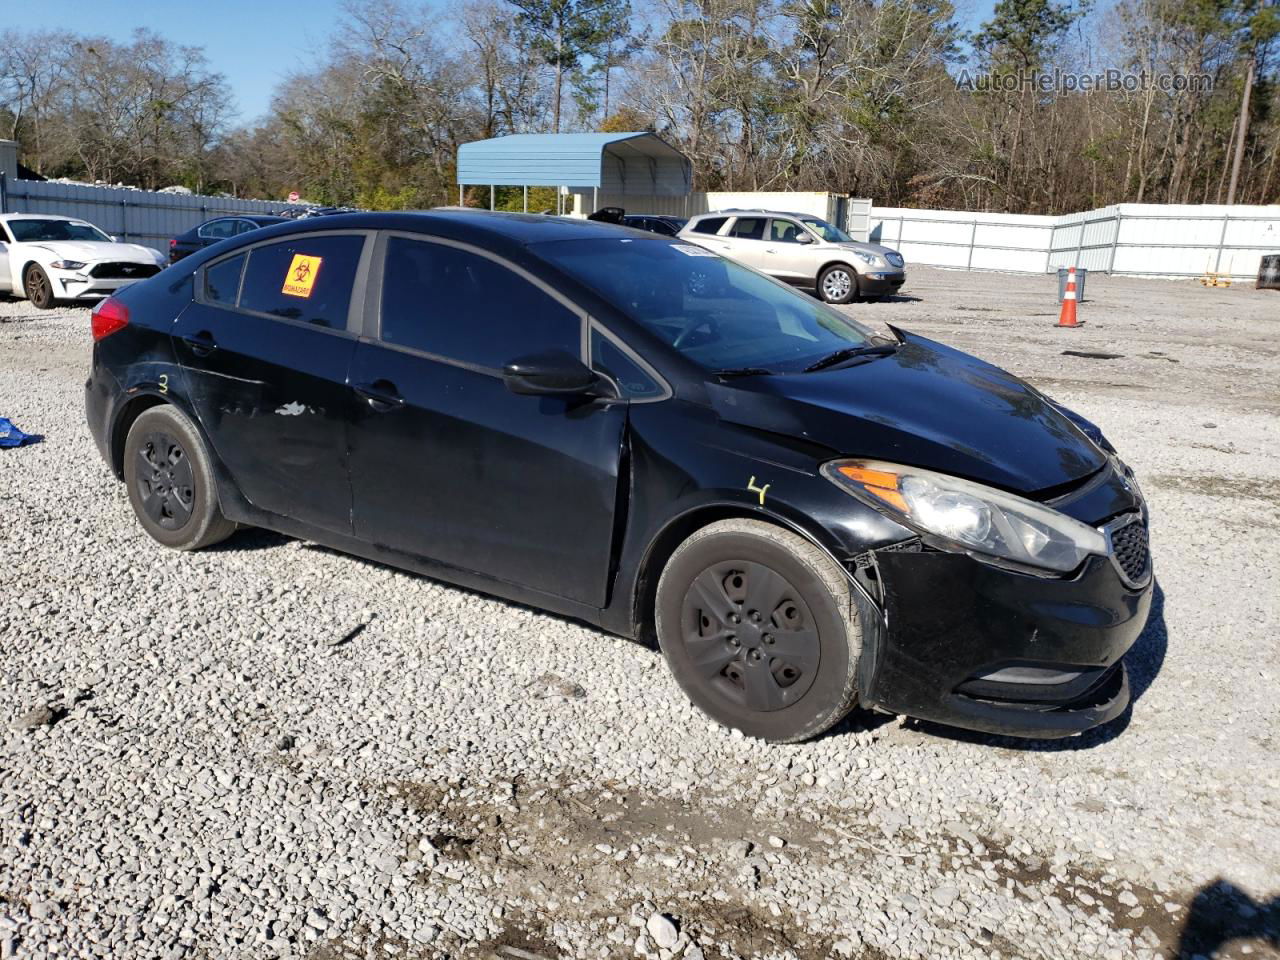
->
{"left": 204, "top": 254, "right": 245, "bottom": 305}
{"left": 238, "top": 234, "right": 364, "bottom": 329}
{"left": 691, "top": 217, "right": 727, "bottom": 235}
{"left": 728, "top": 217, "right": 766, "bottom": 240}
{"left": 199, "top": 219, "right": 236, "bottom": 240}
{"left": 380, "top": 236, "right": 580, "bottom": 368}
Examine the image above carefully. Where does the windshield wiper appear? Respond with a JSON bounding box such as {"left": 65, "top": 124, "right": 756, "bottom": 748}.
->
{"left": 713, "top": 367, "right": 774, "bottom": 379}
{"left": 803, "top": 343, "right": 898, "bottom": 373}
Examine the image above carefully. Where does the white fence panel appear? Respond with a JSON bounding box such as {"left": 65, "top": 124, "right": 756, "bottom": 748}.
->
{"left": 0, "top": 176, "right": 308, "bottom": 252}
{"left": 872, "top": 202, "right": 1280, "bottom": 279}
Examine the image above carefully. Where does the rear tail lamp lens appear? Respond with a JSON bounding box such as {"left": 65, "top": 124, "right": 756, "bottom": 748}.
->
{"left": 91, "top": 297, "right": 130, "bottom": 341}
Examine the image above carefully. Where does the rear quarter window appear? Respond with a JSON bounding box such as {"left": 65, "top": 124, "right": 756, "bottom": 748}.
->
{"left": 237, "top": 234, "right": 365, "bottom": 329}
{"left": 691, "top": 217, "right": 727, "bottom": 235}
{"left": 204, "top": 254, "right": 245, "bottom": 305}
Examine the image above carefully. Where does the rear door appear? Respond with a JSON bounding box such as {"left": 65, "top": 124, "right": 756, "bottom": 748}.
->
{"left": 173, "top": 231, "right": 372, "bottom": 533}
{"left": 345, "top": 232, "right": 627, "bottom": 606}
{"left": 197, "top": 218, "right": 238, "bottom": 250}
{"left": 721, "top": 216, "right": 772, "bottom": 271}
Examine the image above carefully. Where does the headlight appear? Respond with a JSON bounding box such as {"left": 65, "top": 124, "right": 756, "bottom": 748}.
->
{"left": 850, "top": 251, "right": 879, "bottom": 266}
{"left": 50, "top": 260, "right": 87, "bottom": 270}
{"left": 823, "top": 460, "right": 1107, "bottom": 573}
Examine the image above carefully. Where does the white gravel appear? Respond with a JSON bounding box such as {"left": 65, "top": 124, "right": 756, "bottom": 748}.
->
{"left": 2, "top": 269, "right": 1278, "bottom": 960}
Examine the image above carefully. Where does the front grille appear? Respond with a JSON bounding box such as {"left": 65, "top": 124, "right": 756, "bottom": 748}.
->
{"left": 885, "top": 252, "right": 905, "bottom": 268}
{"left": 89, "top": 262, "right": 161, "bottom": 280}
{"left": 1110, "top": 519, "right": 1150, "bottom": 585}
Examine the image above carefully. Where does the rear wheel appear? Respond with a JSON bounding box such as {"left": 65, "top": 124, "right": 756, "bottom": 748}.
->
{"left": 123, "top": 406, "right": 235, "bottom": 550}
{"left": 656, "top": 519, "right": 863, "bottom": 742}
{"left": 24, "top": 264, "right": 56, "bottom": 309}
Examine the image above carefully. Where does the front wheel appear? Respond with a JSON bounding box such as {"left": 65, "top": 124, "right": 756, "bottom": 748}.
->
{"left": 24, "top": 264, "right": 56, "bottom": 309}
{"left": 817, "top": 264, "right": 858, "bottom": 304}
{"left": 123, "top": 406, "right": 236, "bottom": 550}
{"left": 656, "top": 519, "right": 863, "bottom": 742}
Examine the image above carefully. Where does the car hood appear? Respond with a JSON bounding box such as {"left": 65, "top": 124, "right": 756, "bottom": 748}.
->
{"left": 830, "top": 241, "right": 900, "bottom": 259}
{"left": 707, "top": 331, "right": 1106, "bottom": 494}
{"left": 24, "top": 240, "right": 159, "bottom": 263}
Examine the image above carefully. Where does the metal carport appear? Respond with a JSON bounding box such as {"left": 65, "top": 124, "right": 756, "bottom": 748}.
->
{"left": 455, "top": 132, "right": 692, "bottom": 215}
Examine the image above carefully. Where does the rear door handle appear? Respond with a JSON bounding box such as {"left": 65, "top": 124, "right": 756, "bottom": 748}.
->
{"left": 353, "top": 380, "right": 405, "bottom": 412}
{"left": 182, "top": 331, "right": 217, "bottom": 357}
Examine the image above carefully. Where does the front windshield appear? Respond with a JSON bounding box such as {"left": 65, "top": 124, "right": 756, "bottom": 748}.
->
{"left": 534, "top": 237, "right": 876, "bottom": 374}
{"left": 8, "top": 219, "right": 112, "bottom": 243}
{"left": 801, "top": 218, "right": 852, "bottom": 243}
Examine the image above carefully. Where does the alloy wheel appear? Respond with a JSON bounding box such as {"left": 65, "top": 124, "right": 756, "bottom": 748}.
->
{"left": 821, "top": 269, "right": 853, "bottom": 301}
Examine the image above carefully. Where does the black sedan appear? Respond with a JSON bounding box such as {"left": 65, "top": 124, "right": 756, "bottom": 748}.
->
{"left": 85, "top": 211, "right": 1152, "bottom": 743}
{"left": 169, "top": 215, "right": 290, "bottom": 263}
{"left": 621, "top": 215, "right": 687, "bottom": 236}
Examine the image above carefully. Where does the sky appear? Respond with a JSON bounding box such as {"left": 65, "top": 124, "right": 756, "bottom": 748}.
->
{"left": 20, "top": 0, "right": 998, "bottom": 126}
{"left": 18, "top": 0, "right": 351, "bottom": 122}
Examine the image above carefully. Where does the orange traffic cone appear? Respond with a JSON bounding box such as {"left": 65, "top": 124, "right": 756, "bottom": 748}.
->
{"left": 1057, "top": 267, "right": 1081, "bottom": 327}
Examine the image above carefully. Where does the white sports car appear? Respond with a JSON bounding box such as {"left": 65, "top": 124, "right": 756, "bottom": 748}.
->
{"left": 0, "top": 213, "right": 167, "bottom": 309}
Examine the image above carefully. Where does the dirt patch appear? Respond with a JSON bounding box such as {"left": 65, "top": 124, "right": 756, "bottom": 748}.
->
{"left": 1150, "top": 474, "right": 1280, "bottom": 506}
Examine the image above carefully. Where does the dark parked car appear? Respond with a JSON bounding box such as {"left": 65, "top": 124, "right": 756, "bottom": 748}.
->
{"left": 169, "top": 215, "right": 290, "bottom": 263}
{"left": 621, "top": 215, "right": 687, "bottom": 237}
{"left": 86, "top": 211, "right": 1152, "bottom": 743}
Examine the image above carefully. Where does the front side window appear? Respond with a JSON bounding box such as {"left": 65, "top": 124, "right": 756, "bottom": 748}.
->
{"left": 801, "top": 217, "right": 853, "bottom": 243}
{"left": 237, "top": 234, "right": 364, "bottom": 329}
{"left": 533, "top": 237, "right": 876, "bottom": 375}
{"left": 380, "top": 236, "right": 581, "bottom": 368}
{"left": 727, "top": 217, "right": 766, "bottom": 240}
{"left": 8, "top": 219, "right": 111, "bottom": 243}
{"left": 691, "top": 217, "right": 727, "bottom": 236}
{"left": 770, "top": 220, "right": 803, "bottom": 243}
{"left": 591, "top": 327, "right": 663, "bottom": 399}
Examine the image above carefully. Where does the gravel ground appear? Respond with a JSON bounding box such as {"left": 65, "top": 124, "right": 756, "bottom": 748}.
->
{"left": 1, "top": 267, "right": 1278, "bottom": 960}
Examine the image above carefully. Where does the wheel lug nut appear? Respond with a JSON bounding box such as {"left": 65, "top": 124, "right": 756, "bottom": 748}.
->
{"left": 728, "top": 613, "right": 740, "bottom": 624}
{"left": 749, "top": 610, "right": 761, "bottom": 622}
{"left": 763, "top": 633, "right": 774, "bottom": 644}
{"left": 727, "top": 636, "right": 739, "bottom": 647}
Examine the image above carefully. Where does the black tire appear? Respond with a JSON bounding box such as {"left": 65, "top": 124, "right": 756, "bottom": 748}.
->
{"left": 817, "top": 263, "right": 859, "bottom": 304}
{"left": 24, "top": 264, "right": 56, "bottom": 309}
{"left": 656, "top": 519, "right": 862, "bottom": 742}
{"left": 123, "top": 406, "right": 235, "bottom": 550}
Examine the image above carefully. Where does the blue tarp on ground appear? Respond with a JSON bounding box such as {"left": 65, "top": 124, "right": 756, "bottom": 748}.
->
{"left": 0, "top": 418, "right": 40, "bottom": 447}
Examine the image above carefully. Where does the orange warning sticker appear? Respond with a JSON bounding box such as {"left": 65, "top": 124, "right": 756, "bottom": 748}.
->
{"left": 282, "top": 254, "right": 322, "bottom": 297}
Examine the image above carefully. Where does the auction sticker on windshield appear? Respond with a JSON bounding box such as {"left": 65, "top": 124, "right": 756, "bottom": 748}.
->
{"left": 672, "top": 244, "right": 717, "bottom": 257}
{"left": 282, "top": 254, "right": 322, "bottom": 297}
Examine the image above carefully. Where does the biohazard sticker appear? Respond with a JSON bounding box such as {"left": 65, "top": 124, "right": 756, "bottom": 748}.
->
{"left": 282, "top": 254, "right": 322, "bottom": 297}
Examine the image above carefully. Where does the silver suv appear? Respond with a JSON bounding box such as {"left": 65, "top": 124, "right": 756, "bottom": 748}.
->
{"left": 677, "top": 210, "right": 906, "bottom": 304}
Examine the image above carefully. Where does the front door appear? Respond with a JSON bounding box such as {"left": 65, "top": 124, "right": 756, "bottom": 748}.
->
{"left": 764, "top": 219, "right": 816, "bottom": 283}
{"left": 172, "top": 232, "right": 370, "bottom": 533}
{"left": 346, "top": 233, "right": 627, "bottom": 607}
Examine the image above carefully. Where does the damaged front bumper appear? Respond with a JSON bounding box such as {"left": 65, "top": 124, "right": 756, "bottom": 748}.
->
{"left": 856, "top": 544, "right": 1152, "bottom": 739}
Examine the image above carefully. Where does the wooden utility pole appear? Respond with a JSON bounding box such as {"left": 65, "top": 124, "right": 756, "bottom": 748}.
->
{"left": 1227, "top": 53, "right": 1256, "bottom": 204}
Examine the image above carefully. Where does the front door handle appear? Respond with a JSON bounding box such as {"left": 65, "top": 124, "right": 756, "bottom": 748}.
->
{"left": 182, "top": 331, "right": 217, "bottom": 357}
{"left": 353, "top": 380, "right": 405, "bottom": 412}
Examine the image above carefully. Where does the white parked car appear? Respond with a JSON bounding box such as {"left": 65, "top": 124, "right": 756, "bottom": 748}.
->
{"left": 678, "top": 210, "right": 906, "bottom": 304}
{"left": 0, "top": 214, "right": 167, "bottom": 309}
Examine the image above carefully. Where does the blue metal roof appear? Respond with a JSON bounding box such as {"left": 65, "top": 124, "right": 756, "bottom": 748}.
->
{"left": 457, "top": 133, "right": 691, "bottom": 195}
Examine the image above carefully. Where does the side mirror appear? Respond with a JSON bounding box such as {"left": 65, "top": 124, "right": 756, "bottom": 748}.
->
{"left": 796, "top": 233, "right": 814, "bottom": 244}
{"left": 110, "top": 235, "right": 119, "bottom": 243}
{"left": 503, "top": 350, "right": 606, "bottom": 397}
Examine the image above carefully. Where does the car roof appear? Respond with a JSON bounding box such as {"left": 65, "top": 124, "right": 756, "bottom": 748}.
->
{"left": 695, "top": 209, "right": 811, "bottom": 218}
{"left": 230, "top": 209, "right": 641, "bottom": 248}
{"left": 0, "top": 213, "right": 86, "bottom": 223}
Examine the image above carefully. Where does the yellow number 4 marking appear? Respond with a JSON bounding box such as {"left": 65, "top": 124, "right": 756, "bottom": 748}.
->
{"left": 747, "top": 475, "right": 770, "bottom": 505}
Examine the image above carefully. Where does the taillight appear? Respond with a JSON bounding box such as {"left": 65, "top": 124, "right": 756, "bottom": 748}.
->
{"left": 169, "top": 238, "right": 176, "bottom": 248}
{"left": 91, "top": 297, "right": 130, "bottom": 341}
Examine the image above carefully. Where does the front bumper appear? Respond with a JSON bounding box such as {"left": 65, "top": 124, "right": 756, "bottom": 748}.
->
{"left": 863, "top": 547, "right": 1152, "bottom": 738}
{"left": 857, "top": 270, "right": 906, "bottom": 296}
{"left": 55, "top": 272, "right": 153, "bottom": 300}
